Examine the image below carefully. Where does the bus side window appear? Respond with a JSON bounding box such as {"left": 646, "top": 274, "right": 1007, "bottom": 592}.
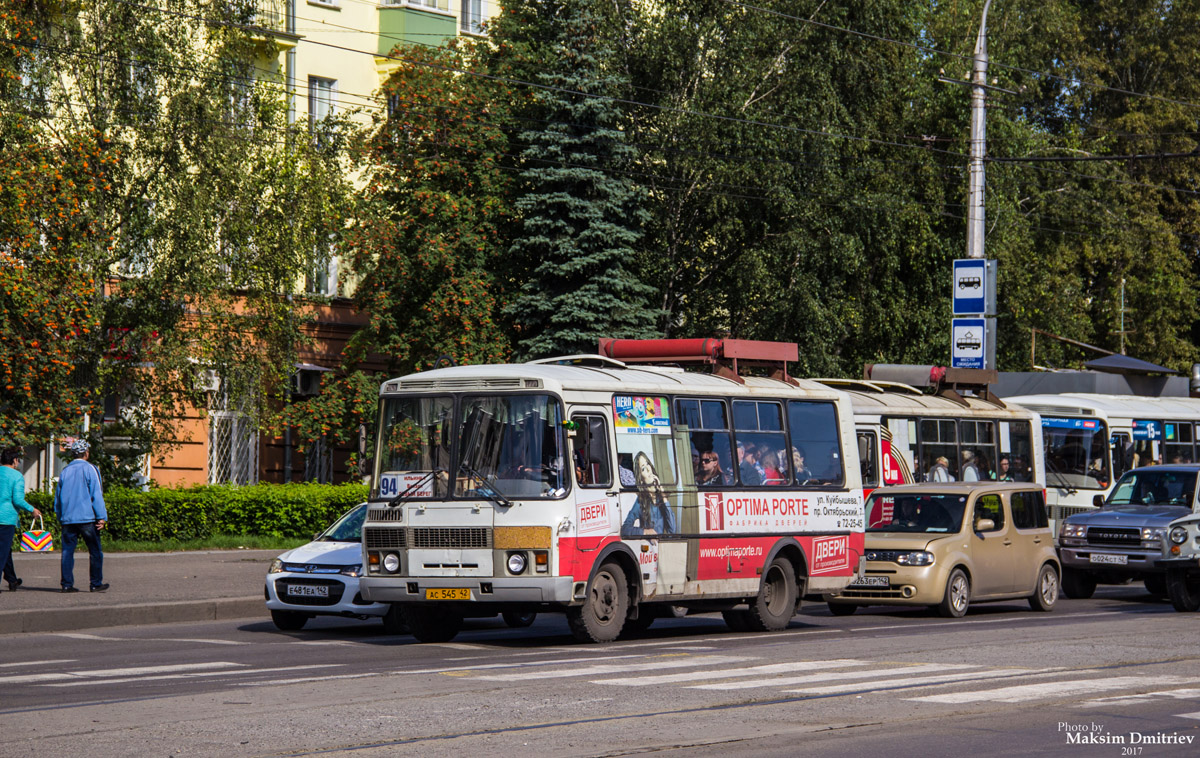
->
{"left": 572, "top": 414, "right": 612, "bottom": 488}
{"left": 857, "top": 431, "right": 878, "bottom": 487}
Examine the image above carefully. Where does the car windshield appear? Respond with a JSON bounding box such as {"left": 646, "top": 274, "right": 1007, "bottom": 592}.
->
{"left": 866, "top": 492, "right": 967, "bottom": 533}
{"left": 1107, "top": 470, "right": 1198, "bottom": 507}
{"left": 319, "top": 504, "right": 367, "bottom": 542}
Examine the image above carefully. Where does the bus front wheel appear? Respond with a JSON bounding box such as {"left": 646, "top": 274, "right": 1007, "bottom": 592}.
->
{"left": 567, "top": 561, "right": 629, "bottom": 643}
{"left": 402, "top": 605, "right": 462, "bottom": 643}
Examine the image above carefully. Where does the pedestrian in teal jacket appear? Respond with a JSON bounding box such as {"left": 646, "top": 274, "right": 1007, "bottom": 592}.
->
{"left": 54, "top": 440, "right": 108, "bottom": 593}
{"left": 1, "top": 448, "right": 42, "bottom": 592}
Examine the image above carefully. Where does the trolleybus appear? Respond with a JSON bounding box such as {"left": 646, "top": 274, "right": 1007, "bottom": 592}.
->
{"left": 358, "top": 339, "right": 865, "bottom": 643}
{"left": 815, "top": 378, "right": 1044, "bottom": 498}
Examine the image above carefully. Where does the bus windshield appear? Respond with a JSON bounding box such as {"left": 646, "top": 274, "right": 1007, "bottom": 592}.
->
{"left": 456, "top": 394, "right": 567, "bottom": 498}
{"left": 376, "top": 396, "right": 454, "bottom": 499}
{"left": 1108, "top": 469, "right": 1197, "bottom": 507}
{"left": 1042, "top": 417, "right": 1110, "bottom": 490}
{"left": 866, "top": 492, "right": 968, "bottom": 533}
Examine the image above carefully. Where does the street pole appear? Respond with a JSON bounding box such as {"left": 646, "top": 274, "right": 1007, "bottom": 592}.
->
{"left": 966, "top": 0, "right": 992, "bottom": 260}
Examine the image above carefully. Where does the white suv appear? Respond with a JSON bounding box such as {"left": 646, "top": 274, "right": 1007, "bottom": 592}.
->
{"left": 1158, "top": 512, "right": 1200, "bottom": 612}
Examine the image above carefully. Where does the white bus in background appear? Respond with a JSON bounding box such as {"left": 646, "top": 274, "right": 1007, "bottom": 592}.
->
{"left": 1004, "top": 394, "right": 1200, "bottom": 522}
{"left": 814, "top": 379, "right": 1044, "bottom": 496}
{"left": 359, "top": 339, "right": 866, "bottom": 644}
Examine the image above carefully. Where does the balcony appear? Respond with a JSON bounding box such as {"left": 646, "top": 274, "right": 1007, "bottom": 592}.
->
{"left": 230, "top": 0, "right": 293, "bottom": 36}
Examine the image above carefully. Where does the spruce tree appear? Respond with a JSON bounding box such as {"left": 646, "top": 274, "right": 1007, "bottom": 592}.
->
{"left": 497, "top": 0, "right": 659, "bottom": 359}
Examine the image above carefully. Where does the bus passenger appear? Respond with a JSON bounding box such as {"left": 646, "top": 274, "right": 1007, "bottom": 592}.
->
{"left": 927, "top": 456, "right": 954, "bottom": 482}
{"left": 792, "top": 446, "right": 813, "bottom": 483}
{"left": 622, "top": 451, "right": 677, "bottom": 537}
{"left": 995, "top": 456, "right": 1014, "bottom": 482}
{"left": 696, "top": 449, "right": 727, "bottom": 486}
{"left": 762, "top": 445, "right": 785, "bottom": 485}
{"left": 961, "top": 449, "right": 981, "bottom": 482}
{"left": 738, "top": 442, "right": 763, "bottom": 486}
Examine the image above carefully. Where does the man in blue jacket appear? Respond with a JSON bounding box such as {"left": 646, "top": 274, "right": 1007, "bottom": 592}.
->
{"left": 1, "top": 448, "right": 42, "bottom": 592}
{"left": 54, "top": 440, "right": 108, "bottom": 593}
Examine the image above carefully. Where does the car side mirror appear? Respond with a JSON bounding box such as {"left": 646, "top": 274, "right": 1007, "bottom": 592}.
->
{"left": 975, "top": 518, "right": 994, "bottom": 532}
{"left": 1093, "top": 494, "right": 1105, "bottom": 508}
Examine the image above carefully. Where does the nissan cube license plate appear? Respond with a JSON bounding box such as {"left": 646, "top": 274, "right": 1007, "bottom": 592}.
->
{"left": 1089, "top": 553, "right": 1128, "bottom": 565}
{"left": 288, "top": 584, "right": 329, "bottom": 597}
{"left": 426, "top": 588, "right": 471, "bottom": 600}
{"left": 849, "top": 576, "right": 889, "bottom": 588}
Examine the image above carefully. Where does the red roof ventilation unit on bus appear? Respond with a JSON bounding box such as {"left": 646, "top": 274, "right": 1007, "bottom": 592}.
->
{"left": 598, "top": 338, "right": 799, "bottom": 385}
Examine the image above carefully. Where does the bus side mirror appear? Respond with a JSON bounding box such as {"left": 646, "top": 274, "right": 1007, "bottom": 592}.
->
{"left": 1093, "top": 494, "right": 1105, "bottom": 508}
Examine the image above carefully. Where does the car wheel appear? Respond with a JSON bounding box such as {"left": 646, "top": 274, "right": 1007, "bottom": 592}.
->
{"left": 270, "top": 610, "right": 309, "bottom": 631}
{"left": 1143, "top": 574, "right": 1168, "bottom": 599}
{"left": 382, "top": 603, "right": 409, "bottom": 635}
{"left": 402, "top": 605, "right": 463, "bottom": 643}
{"left": 938, "top": 568, "right": 970, "bottom": 618}
{"left": 1166, "top": 569, "right": 1200, "bottom": 612}
{"left": 1027, "top": 564, "right": 1059, "bottom": 612}
{"left": 827, "top": 602, "right": 857, "bottom": 617}
{"left": 501, "top": 611, "right": 537, "bottom": 628}
{"left": 566, "top": 561, "right": 629, "bottom": 643}
{"left": 745, "top": 557, "right": 799, "bottom": 631}
{"left": 722, "top": 609, "right": 750, "bottom": 632}
{"left": 1061, "top": 566, "right": 1097, "bottom": 599}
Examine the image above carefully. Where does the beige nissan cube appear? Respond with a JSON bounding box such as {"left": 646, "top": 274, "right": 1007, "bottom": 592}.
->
{"left": 825, "top": 483, "right": 1060, "bottom": 618}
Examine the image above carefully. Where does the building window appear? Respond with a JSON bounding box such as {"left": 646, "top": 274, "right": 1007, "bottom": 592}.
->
{"left": 305, "top": 254, "right": 339, "bottom": 296}
{"left": 308, "top": 76, "right": 336, "bottom": 128}
{"left": 461, "top": 0, "right": 484, "bottom": 34}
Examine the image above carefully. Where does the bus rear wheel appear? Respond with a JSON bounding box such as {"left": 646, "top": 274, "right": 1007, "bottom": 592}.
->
{"left": 567, "top": 561, "right": 629, "bottom": 643}
{"left": 402, "top": 605, "right": 463, "bottom": 643}
{"left": 745, "top": 557, "right": 799, "bottom": 631}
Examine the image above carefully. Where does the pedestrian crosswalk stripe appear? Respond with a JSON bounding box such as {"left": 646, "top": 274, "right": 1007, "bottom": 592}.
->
{"left": 910, "top": 675, "right": 1200, "bottom": 704}
{"left": 689, "top": 663, "right": 975, "bottom": 691}
{"left": 1177, "top": 711, "right": 1200, "bottom": 721}
{"left": 785, "top": 668, "right": 1034, "bottom": 696}
{"left": 1077, "top": 688, "right": 1200, "bottom": 708}
{"left": 593, "top": 659, "right": 867, "bottom": 687}
{"left": 42, "top": 664, "right": 339, "bottom": 688}
{"left": 0, "top": 661, "right": 247, "bottom": 684}
{"left": 476, "top": 655, "right": 747, "bottom": 682}
{"left": 403, "top": 653, "right": 650, "bottom": 675}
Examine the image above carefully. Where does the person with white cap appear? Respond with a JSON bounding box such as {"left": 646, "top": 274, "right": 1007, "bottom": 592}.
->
{"left": 53, "top": 439, "right": 109, "bottom": 593}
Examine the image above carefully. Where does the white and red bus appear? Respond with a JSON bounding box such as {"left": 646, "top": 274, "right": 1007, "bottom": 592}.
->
{"left": 359, "top": 339, "right": 865, "bottom": 643}
{"left": 814, "top": 372, "right": 1045, "bottom": 498}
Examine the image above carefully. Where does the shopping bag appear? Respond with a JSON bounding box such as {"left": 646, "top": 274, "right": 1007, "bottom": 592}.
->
{"left": 20, "top": 514, "right": 54, "bottom": 552}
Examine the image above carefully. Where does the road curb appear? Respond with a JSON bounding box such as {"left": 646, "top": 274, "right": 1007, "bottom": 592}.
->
{"left": 0, "top": 597, "right": 264, "bottom": 635}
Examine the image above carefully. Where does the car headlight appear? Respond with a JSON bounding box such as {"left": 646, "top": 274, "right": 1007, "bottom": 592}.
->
{"left": 340, "top": 564, "right": 364, "bottom": 577}
{"left": 1170, "top": 526, "right": 1189, "bottom": 545}
{"left": 1060, "top": 524, "right": 1086, "bottom": 538}
{"left": 1142, "top": 527, "right": 1167, "bottom": 541}
{"left": 269, "top": 559, "right": 285, "bottom": 574}
{"left": 382, "top": 553, "right": 401, "bottom": 573}
{"left": 507, "top": 552, "right": 527, "bottom": 574}
{"left": 896, "top": 551, "right": 934, "bottom": 566}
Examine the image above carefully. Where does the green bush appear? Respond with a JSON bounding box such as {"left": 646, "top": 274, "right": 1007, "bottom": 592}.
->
{"left": 16, "top": 483, "right": 368, "bottom": 543}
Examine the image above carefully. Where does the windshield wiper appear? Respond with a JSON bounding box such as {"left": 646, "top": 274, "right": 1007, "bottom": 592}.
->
{"left": 1044, "top": 457, "right": 1077, "bottom": 495}
{"left": 456, "top": 462, "right": 512, "bottom": 508}
{"left": 387, "top": 467, "right": 446, "bottom": 509}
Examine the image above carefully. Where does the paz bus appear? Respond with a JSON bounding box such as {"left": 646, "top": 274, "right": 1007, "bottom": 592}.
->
{"left": 814, "top": 374, "right": 1044, "bottom": 495}
{"left": 1003, "top": 393, "right": 1200, "bottom": 523}
{"left": 358, "top": 339, "right": 865, "bottom": 643}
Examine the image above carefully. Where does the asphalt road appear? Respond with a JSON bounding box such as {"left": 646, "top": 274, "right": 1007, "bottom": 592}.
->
{"left": 3, "top": 586, "right": 1199, "bottom": 758}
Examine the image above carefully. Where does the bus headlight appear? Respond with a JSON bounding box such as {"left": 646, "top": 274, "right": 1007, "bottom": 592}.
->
{"left": 382, "top": 553, "right": 401, "bottom": 573}
{"left": 507, "top": 552, "right": 527, "bottom": 575}
{"left": 896, "top": 551, "right": 934, "bottom": 566}
{"left": 1170, "top": 526, "right": 1189, "bottom": 545}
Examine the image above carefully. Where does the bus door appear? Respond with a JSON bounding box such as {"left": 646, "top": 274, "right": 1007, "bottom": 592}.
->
{"left": 1111, "top": 432, "right": 1132, "bottom": 480}
{"left": 569, "top": 410, "right": 619, "bottom": 567}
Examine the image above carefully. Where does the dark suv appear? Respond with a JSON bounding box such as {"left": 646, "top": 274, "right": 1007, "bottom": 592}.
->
{"left": 1057, "top": 465, "right": 1200, "bottom": 599}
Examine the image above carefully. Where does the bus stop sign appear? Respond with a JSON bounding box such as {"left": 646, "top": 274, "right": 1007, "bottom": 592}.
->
{"left": 953, "top": 259, "right": 987, "bottom": 315}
